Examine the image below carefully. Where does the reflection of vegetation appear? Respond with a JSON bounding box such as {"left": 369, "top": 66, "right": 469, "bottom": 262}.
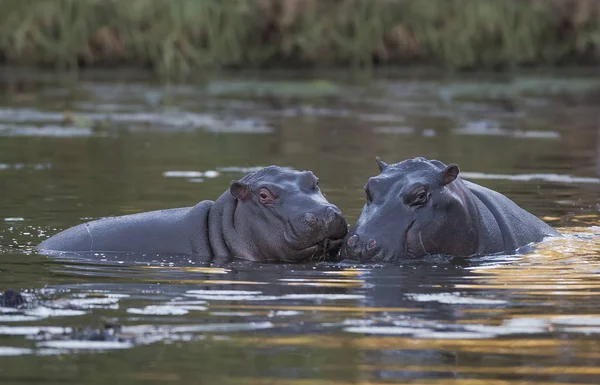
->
{"left": 1, "top": 0, "right": 599, "bottom": 78}
{"left": 206, "top": 80, "right": 342, "bottom": 98}
{"left": 440, "top": 77, "right": 600, "bottom": 101}
{"left": 0, "top": 335, "right": 363, "bottom": 384}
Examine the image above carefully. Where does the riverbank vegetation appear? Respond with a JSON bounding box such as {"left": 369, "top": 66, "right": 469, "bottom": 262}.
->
{"left": 0, "top": 0, "right": 599, "bottom": 78}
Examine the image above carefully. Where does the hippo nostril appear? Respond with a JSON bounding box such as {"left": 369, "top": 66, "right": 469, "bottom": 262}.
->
{"left": 367, "top": 238, "right": 377, "bottom": 250}
{"left": 302, "top": 213, "right": 318, "bottom": 227}
{"left": 347, "top": 234, "right": 358, "bottom": 247}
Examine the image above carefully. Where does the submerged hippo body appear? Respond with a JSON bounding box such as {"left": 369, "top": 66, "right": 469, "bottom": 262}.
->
{"left": 38, "top": 166, "right": 348, "bottom": 263}
{"left": 343, "top": 157, "right": 561, "bottom": 262}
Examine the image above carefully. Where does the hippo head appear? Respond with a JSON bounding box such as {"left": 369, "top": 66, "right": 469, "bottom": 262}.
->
{"left": 342, "top": 157, "right": 479, "bottom": 262}
{"left": 224, "top": 166, "right": 348, "bottom": 262}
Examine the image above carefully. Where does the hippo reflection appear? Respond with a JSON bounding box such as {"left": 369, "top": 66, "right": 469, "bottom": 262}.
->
{"left": 38, "top": 166, "right": 348, "bottom": 263}
{"left": 343, "top": 157, "right": 561, "bottom": 262}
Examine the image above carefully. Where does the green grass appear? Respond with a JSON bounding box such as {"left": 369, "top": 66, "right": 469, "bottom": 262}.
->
{"left": 0, "top": 0, "right": 599, "bottom": 79}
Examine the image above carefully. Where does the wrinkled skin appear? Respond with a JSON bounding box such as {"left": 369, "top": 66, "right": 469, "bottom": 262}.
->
{"left": 38, "top": 166, "right": 348, "bottom": 263}
{"left": 342, "top": 157, "right": 561, "bottom": 262}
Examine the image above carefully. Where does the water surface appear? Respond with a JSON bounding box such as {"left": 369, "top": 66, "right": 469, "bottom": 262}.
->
{"left": 0, "top": 69, "right": 599, "bottom": 384}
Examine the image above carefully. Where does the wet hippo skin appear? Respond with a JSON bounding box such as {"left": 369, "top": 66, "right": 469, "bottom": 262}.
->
{"left": 343, "top": 157, "right": 561, "bottom": 262}
{"left": 38, "top": 166, "right": 348, "bottom": 263}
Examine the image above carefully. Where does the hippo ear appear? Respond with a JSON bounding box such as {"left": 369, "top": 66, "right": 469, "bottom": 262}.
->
{"left": 229, "top": 181, "right": 250, "bottom": 201}
{"left": 442, "top": 164, "right": 460, "bottom": 185}
{"left": 375, "top": 157, "right": 388, "bottom": 172}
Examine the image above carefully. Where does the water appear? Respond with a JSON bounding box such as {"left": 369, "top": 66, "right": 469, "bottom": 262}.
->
{"left": 0, "top": 68, "right": 599, "bottom": 384}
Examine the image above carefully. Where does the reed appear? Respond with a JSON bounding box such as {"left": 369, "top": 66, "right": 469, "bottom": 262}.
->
{"left": 0, "top": 0, "right": 598, "bottom": 78}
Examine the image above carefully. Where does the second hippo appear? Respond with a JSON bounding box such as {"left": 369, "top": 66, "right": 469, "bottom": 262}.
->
{"left": 38, "top": 166, "right": 348, "bottom": 263}
{"left": 343, "top": 157, "right": 561, "bottom": 262}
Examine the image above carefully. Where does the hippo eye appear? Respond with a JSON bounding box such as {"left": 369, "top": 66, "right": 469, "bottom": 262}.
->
{"left": 412, "top": 190, "right": 428, "bottom": 206}
{"left": 258, "top": 188, "right": 275, "bottom": 205}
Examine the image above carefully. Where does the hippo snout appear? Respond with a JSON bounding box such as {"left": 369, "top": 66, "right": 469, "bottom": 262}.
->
{"left": 295, "top": 206, "right": 347, "bottom": 240}
{"left": 342, "top": 233, "right": 384, "bottom": 262}
{"left": 324, "top": 206, "right": 347, "bottom": 237}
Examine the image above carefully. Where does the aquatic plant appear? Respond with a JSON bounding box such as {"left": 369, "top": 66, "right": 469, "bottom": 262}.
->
{"left": 0, "top": 0, "right": 598, "bottom": 79}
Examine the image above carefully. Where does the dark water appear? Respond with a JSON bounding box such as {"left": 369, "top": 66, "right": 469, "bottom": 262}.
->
{"left": 1, "top": 69, "right": 600, "bottom": 385}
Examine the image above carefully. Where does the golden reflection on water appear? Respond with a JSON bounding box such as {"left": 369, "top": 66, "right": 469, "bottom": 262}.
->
{"left": 232, "top": 377, "right": 595, "bottom": 385}
{"left": 233, "top": 334, "right": 571, "bottom": 354}
{"left": 355, "top": 364, "right": 600, "bottom": 375}
{"left": 132, "top": 373, "right": 596, "bottom": 385}
{"left": 322, "top": 269, "right": 368, "bottom": 277}
{"left": 459, "top": 223, "right": 600, "bottom": 295}
{"left": 232, "top": 378, "right": 587, "bottom": 385}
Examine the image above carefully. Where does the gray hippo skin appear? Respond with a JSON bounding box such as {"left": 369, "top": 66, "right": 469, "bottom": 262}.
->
{"left": 38, "top": 166, "right": 348, "bottom": 263}
{"left": 342, "top": 157, "right": 561, "bottom": 262}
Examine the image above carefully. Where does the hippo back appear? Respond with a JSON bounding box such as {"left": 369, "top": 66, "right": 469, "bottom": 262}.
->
{"left": 463, "top": 180, "right": 560, "bottom": 253}
{"left": 38, "top": 201, "right": 213, "bottom": 255}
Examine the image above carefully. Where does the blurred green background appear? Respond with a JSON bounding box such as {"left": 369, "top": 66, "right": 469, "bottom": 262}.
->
{"left": 1, "top": 0, "right": 599, "bottom": 79}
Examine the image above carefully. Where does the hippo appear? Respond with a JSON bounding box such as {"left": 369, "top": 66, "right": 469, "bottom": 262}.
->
{"left": 342, "top": 157, "right": 561, "bottom": 262}
{"left": 38, "top": 166, "right": 348, "bottom": 263}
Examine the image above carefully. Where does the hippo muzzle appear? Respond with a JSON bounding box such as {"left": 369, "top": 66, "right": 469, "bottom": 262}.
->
{"left": 342, "top": 218, "right": 413, "bottom": 263}
{"left": 286, "top": 205, "right": 348, "bottom": 259}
